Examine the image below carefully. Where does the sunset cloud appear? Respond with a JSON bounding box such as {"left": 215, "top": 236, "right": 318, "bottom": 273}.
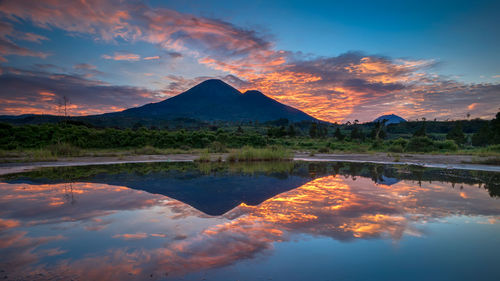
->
{"left": 73, "top": 63, "right": 97, "bottom": 70}
{"left": 0, "top": 67, "right": 161, "bottom": 116}
{"left": 143, "top": 56, "right": 160, "bottom": 60}
{"left": 102, "top": 52, "right": 140, "bottom": 61}
{"left": 0, "top": 0, "right": 498, "bottom": 121}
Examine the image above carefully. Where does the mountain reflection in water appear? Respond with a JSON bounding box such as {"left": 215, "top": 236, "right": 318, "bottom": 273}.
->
{"left": 0, "top": 162, "right": 499, "bottom": 281}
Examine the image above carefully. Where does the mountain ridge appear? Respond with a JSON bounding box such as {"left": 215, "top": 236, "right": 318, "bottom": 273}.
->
{"left": 373, "top": 114, "right": 406, "bottom": 125}
{"left": 105, "top": 79, "right": 318, "bottom": 122}
{"left": 0, "top": 79, "right": 318, "bottom": 127}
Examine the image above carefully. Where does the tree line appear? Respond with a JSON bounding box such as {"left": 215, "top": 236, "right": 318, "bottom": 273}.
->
{"left": 0, "top": 112, "right": 498, "bottom": 152}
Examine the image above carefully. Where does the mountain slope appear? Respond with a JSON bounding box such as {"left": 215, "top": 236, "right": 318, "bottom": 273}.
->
{"left": 106, "top": 79, "right": 317, "bottom": 122}
{"left": 373, "top": 114, "right": 406, "bottom": 125}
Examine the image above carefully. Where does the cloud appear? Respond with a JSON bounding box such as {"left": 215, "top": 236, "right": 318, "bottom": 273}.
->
{"left": 0, "top": 38, "right": 49, "bottom": 62}
{"left": 0, "top": 21, "right": 49, "bottom": 62}
{"left": 0, "top": 0, "right": 498, "bottom": 121}
{"left": 0, "top": 67, "right": 162, "bottom": 115}
{"left": 112, "top": 233, "right": 148, "bottom": 240}
{"left": 15, "top": 32, "right": 48, "bottom": 43}
{"left": 72, "top": 63, "right": 104, "bottom": 78}
{"left": 143, "top": 56, "right": 159, "bottom": 60}
{"left": 102, "top": 52, "right": 140, "bottom": 61}
{"left": 468, "top": 103, "right": 478, "bottom": 110}
{"left": 73, "top": 63, "right": 97, "bottom": 70}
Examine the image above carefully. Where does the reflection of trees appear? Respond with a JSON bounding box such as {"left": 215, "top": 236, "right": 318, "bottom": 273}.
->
{"left": 63, "top": 182, "right": 77, "bottom": 205}
{"left": 2, "top": 161, "right": 499, "bottom": 200}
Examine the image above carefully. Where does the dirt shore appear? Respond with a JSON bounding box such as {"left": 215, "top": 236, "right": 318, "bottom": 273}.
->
{"left": 0, "top": 153, "right": 499, "bottom": 176}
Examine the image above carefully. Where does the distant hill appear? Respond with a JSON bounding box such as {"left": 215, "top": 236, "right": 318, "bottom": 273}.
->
{"left": 0, "top": 79, "right": 317, "bottom": 127}
{"left": 373, "top": 114, "right": 406, "bottom": 125}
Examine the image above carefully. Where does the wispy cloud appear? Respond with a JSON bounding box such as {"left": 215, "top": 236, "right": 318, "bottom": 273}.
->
{"left": 102, "top": 52, "right": 140, "bottom": 61}
{"left": 0, "top": 21, "right": 49, "bottom": 62}
{"left": 73, "top": 63, "right": 97, "bottom": 70}
{"left": 143, "top": 56, "right": 160, "bottom": 60}
{"left": 0, "top": 0, "right": 498, "bottom": 121}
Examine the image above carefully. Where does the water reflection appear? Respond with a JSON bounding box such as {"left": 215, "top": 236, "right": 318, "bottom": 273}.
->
{"left": 0, "top": 162, "right": 499, "bottom": 280}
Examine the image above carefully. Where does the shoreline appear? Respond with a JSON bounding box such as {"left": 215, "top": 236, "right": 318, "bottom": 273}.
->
{"left": 0, "top": 153, "right": 499, "bottom": 175}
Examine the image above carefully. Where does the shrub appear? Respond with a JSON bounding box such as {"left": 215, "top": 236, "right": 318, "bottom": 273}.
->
{"left": 318, "top": 147, "right": 330, "bottom": 153}
{"left": 133, "top": 145, "right": 159, "bottom": 155}
{"left": 406, "top": 136, "right": 435, "bottom": 152}
{"left": 388, "top": 144, "right": 404, "bottom": 153}
{"left": 208, "top": 141, "right": 227, "bottom": 153}
{"left": 434, "top": 140, "right": 458, "bottom": 151}
{"left": 392, "top": 138, "right": 409, "bottom": 147}
{"left": 47, "top": 143, "right": 81, "bottom": 157}
{"left": 370, "top": 140, "right": 383, "bottom": 149}
{"left": 227, "top": 146, "right": 291, "bottom": 162}
{"left": 196, "top": 151, "right": 211, "bottom": 162}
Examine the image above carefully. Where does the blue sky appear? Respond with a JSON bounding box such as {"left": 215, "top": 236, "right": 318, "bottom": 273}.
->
{"left": 0, "top": 0, "right": 498, "bottom": 121}
{"left": 155, "top": 0, "right": 500, "bottom": 82}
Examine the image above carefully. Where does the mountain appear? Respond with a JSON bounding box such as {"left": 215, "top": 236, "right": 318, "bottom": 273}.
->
{"left": 373, "top": 114, "right": 406, "bottom": 125}
{"left": 104, "top": 79, "right": 317, "bottom": 122}
{"left": 0, "top": 79, "right": 318, "bottom": 127}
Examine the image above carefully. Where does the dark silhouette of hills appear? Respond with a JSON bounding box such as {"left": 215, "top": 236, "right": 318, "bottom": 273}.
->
{"left": 106, "top": 79, "right": 317, "bottom": 122}
{"left": 373, "top": 114, "right": 406, "bottom": 125}
{"left": 0, "top": 79, "right": 317, "bottom": 126}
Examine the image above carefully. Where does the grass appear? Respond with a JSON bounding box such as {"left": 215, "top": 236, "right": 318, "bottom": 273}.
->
{"left": 196, "top": 161, "right": 295, "bottom": 175}
{"left": 0, "top": 145, "right": 205, "bottom": 163}
{"left": 195, "top": 150, "right": 212, "bottom": 162}
{"left": 1, "top": 140, "right": 499, "bottom": 164}
{"left": 227, "top": 146, "right": 292, "bottom": 162}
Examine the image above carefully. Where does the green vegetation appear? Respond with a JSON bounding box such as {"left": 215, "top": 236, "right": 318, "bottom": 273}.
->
{"left": 1, "top": 112, "right": 499, "bottom": 160}
{"left": 227, "top": 146, "right": 292, "bottom": 162}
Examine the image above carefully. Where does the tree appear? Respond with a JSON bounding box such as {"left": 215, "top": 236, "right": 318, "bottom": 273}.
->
{"left": 472, "top": 124, "right": 492, "bottom": 146}
{"left": 413, "top": 122, "right": 427, "bottom": 137}
{"left": 58, "top": 96, "right": 70, "bottom": 118}
{"left": 491, "top": 111, "right": 500, "bottom": 144}
{"left": 309, "top": 122, "right": 318, "bottom": 138}
{"left": 369, "top": 121, "right": 387, "bottom": 140}
{"left": 446, "top": 122, "right": 465, "bottom": 145}
{"left": 287, "top": 124, "right": 296, "bottom": 137}
{"left": 333, "top": 127, "right": 344, "bottom": 141}
{"left": 407, "top": 136, "right": 434, "bottom": 152}
{"left": 318, "top": 124, "right": 328, "bottom": 138}
{"left": 350, "top": 126, "right": 364, "bottom": 140}
{"left": 236, "top": 126, "right": 244, "bottom": 134}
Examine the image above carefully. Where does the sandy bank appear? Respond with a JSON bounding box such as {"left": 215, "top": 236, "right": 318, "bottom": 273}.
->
{"left": 0, "top": 153, "right": 498, "bottom": 175}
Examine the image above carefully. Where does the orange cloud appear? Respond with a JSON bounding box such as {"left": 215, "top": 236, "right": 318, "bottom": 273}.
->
{"left": 1, "top": 0, "right": 499, "bottom": 121}
{"left": 143, "top": 56, "right": 160, "bottom": 60}
{"left": 112, "top": 233, "right": 148, "bottom": 240}
{"left": 468, "top": 103, "right": 478, "bottom": 110}
{"left": 102, "top": 52, "right": 140, "bottom": 61}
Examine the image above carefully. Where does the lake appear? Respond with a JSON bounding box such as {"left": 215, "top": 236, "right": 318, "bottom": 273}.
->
{"left": 0, "top": 161, "right": 499, "bottom": 281}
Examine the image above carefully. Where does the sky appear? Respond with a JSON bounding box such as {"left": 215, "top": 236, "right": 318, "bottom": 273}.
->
{"left": 0, "top": 0, "right": 499, "bottom": 122}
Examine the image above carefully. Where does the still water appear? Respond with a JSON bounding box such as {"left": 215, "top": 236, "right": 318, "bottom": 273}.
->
{"left": 0, "top": 162, "right": 499, "bottom": 281}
